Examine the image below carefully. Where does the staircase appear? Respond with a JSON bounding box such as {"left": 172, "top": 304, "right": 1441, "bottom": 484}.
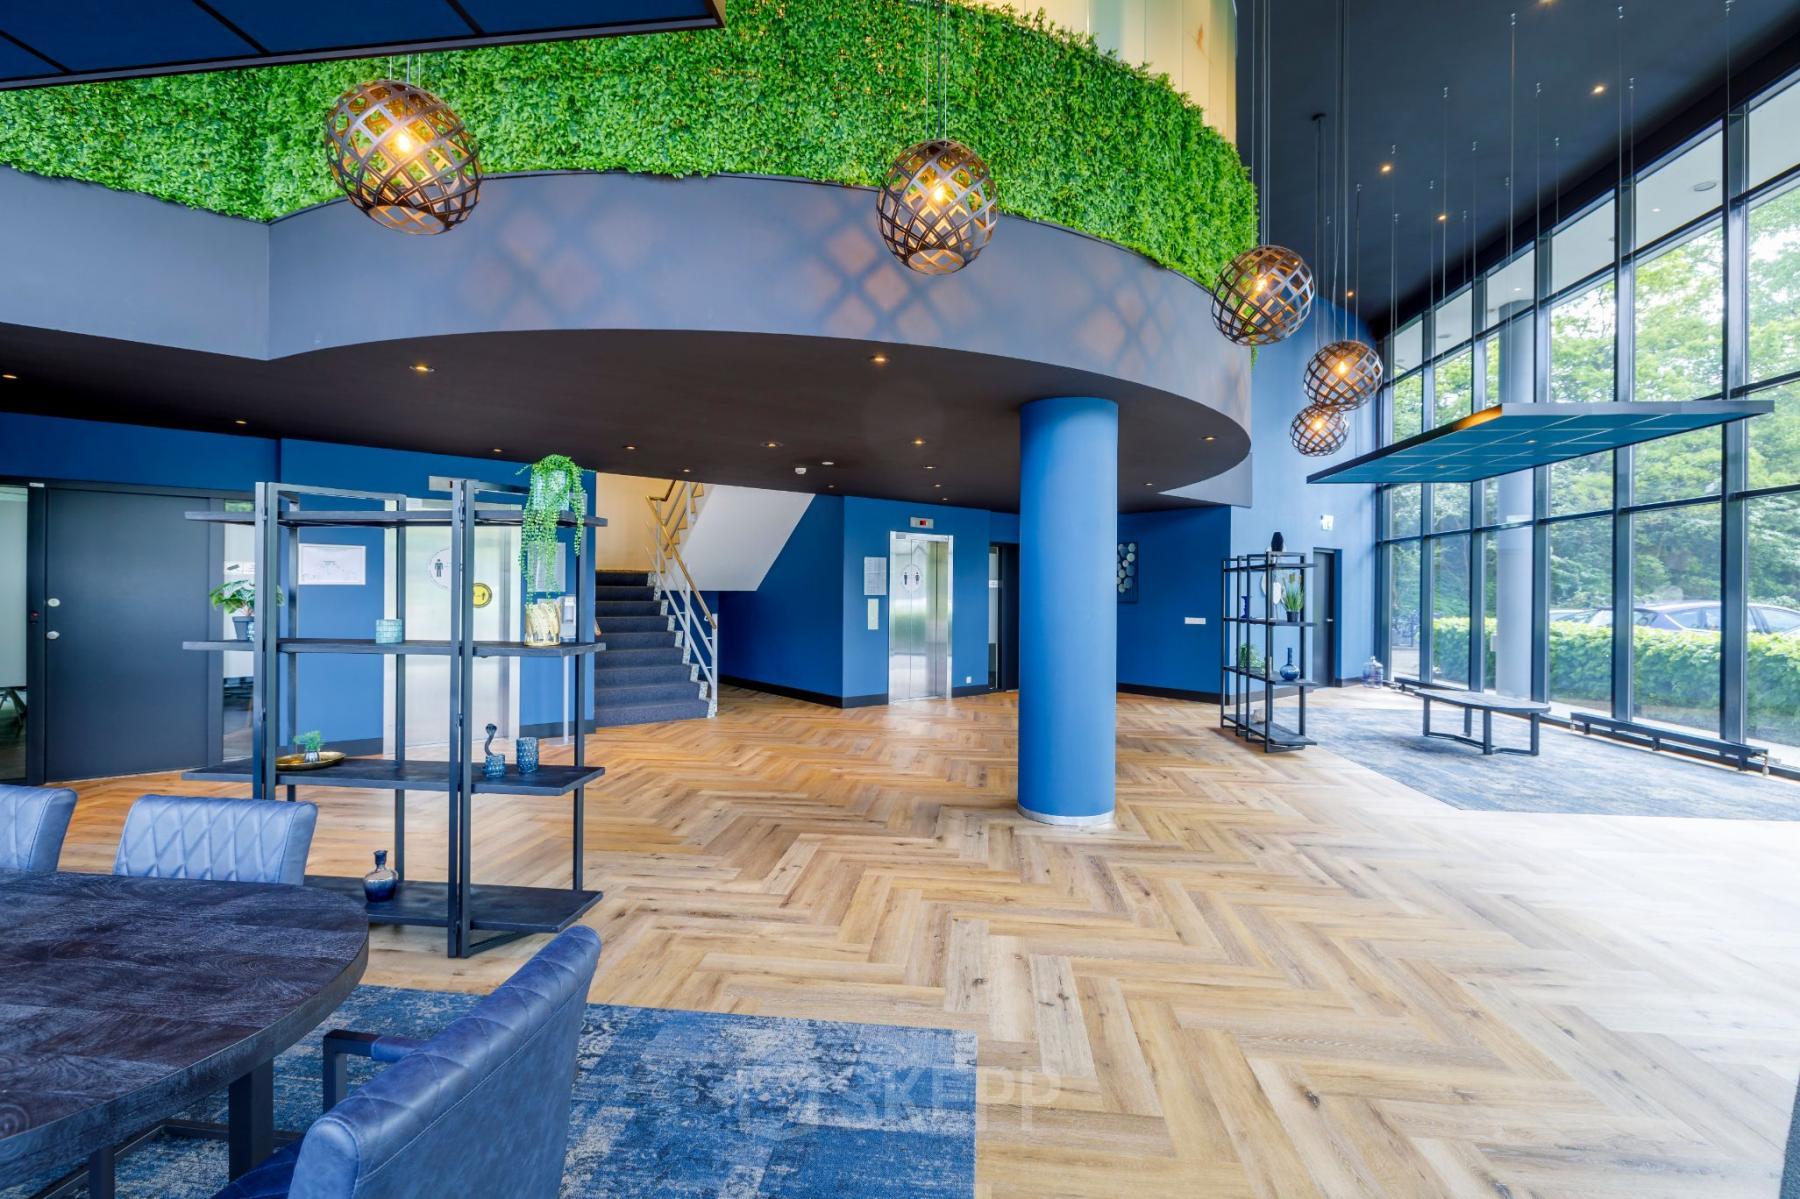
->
{"left": 594, "top": 569, "right": 712, "bottom": 727}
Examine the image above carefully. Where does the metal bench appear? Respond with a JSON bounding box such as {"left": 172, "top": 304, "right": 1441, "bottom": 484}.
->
{"left": 1569, "top": 711, "right": 1770, "bottom": 774}
{"left": 1398, "top": 682, "right": 1550, "bottom": 756}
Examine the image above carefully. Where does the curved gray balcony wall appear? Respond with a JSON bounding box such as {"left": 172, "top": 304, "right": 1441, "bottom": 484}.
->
{"left": 0, "top": 166, "right": 1251, "bottom": 502}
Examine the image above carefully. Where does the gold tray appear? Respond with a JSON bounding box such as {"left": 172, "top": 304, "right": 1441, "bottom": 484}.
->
{"left": 275, "top": 750, "right": 347, "bottom": 771}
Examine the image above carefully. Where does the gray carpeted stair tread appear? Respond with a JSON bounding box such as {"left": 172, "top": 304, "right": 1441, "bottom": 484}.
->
{"left": 595, "top": 646, "right": 685, "bottom": 667}
{"left": 595, "top": 697, "right": 711, "bottom": 727}
{"left": 600, "top": 614, "right": 671, "bottom": 633}
{"left": 597, "top": 663, "right": 694, "bottom": 686}
{"left": 599, "top": 600, "right": 661, "bottom": 617}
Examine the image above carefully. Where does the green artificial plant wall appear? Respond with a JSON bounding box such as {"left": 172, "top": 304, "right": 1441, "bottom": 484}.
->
{"left": 0, "top": 0, "right": 1255, "bottom": 286}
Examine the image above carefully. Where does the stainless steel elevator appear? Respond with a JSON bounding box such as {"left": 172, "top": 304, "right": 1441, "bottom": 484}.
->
{"left": 888, "top": 532, "right": 952, "bottom": 701}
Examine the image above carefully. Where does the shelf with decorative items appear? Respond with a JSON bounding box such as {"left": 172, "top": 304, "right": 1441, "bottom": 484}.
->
{"left": 1220, "top": 549, "right": 1316, "bottom": 753}
{"left": 178, "top": 473, "right": 606, "bottom": 957}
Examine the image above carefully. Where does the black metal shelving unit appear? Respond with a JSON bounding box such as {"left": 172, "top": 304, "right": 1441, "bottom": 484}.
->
{"left": 181, "top": 478, "right": 605, "bottom": 956}
{"left": 1221, "top": 552, "right": 1316, "bottom": 752}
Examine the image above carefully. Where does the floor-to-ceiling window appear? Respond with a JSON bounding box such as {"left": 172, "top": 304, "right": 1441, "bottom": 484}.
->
{"left": 1374, "top": 68, "right": 1800, "bottom": 766}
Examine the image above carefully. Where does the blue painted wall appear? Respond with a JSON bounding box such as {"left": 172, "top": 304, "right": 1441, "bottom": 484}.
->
{"left": 1231, "top": 301, "right": 1380, "bottom": 681}
{"left": 840, "top": 496, "right": 993, "bottom": 699}
{"left": 717, "top": 495, "right": 845, "bottom": 697}
{"left": 0, "top": 412, "right": 275, "bottom": 491}
{"left": 1, "top": 416, "right": 594, "bottom": 745}
{"left": 1117, "top": 507, "right": 1231, "bottom": 694}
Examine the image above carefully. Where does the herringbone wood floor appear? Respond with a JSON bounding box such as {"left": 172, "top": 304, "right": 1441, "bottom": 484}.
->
{"left": 55, "top": 687, "right": 1800, "bottom": 1197}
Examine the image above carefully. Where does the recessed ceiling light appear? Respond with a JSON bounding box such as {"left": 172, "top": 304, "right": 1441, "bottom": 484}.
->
{"left": 912, "top": 437, "right": 926, "bottom": 446}
{"left": 1513, "top": 286, "right": 1523, "bottom": 292}
{"left": 1592, "top": 83, "right": 1606, "bottom": 96}
{"left": 1650, "top": 206, "right": 1662, "bottom": 213}
{"left": 681, "top": 467, "right": 691, "bottom": 473}
{"left": 1204, "top": 435, "right": 1216, "bottom": 442}
{"left": 827, "top": 483, "right": 836, "bottom": 489}
{"left": 1345, "top": 290, "right": 1354, "bottom": 298}
{"left": 762, "top": 440, "right": 782, "bottom": 449}
{"left": 622, "top": 443, "right": 638, "bottom": 451}
{"left": 821, "top": 459, "right": 836, "bottom": 466}
{"left": 410, "top": 363, "right": 434, "bottom": 374}
{"left": 870, "top": 353, "right": 889, "bottom": 365}
{"left": 1693, "top": 179, "right": 1718, "bottom": 192}
{"left": 940, "top": 497, "right": 948, "bottom": 502}
{"left": 0, "top": 373, "right": 16, "bottom": 381}
{"left": 1379, "top": 163, "right": 1392, "bottom": 174}
{"left": 933, "top": 482, "right": 942, "bottom": 488}
{"left": 924, "top": 464, "right": 937, "bottom": 471}
{"left": 1144, "top": 482, "right": 1155, "bottom": 488}
{"left": 1436, "top": 213, "right": 1447, "bottom": 222}
{"left": 492, "top": 447, "right": 503, "bottom": 454}
{"left": 233, "top": 419, "right": 248, "bottom": 426}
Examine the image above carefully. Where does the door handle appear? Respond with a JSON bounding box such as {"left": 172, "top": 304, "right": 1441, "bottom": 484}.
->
{"left": 45, "top": 630, "right": 60, "bottom": 640}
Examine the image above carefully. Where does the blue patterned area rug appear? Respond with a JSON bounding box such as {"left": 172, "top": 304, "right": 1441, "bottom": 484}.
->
{"left": 5, "top": 986, "right": 977, "bottom": 1199}
{"left": 1307, "top": 703, "right": 1800, "bottom": 819}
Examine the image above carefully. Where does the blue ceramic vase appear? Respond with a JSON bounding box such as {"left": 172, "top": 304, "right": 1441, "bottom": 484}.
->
{"left": 363, "top": 849, "right": 398, "bottom": 903}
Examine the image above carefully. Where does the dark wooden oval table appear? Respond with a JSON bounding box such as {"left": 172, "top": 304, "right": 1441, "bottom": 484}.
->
{"left": 0, "top": 869, "right": 368, "bottom": 1194}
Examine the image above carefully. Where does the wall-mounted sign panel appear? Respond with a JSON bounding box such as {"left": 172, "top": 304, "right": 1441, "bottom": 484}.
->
{"left": 863, "top": 557, "right": 887, "bottom": 596}
{"left": 909, "top": 517, "right": 935, "bottom": 529}
{"left": 298, "top": 543, "right": 365, "bottom": 586}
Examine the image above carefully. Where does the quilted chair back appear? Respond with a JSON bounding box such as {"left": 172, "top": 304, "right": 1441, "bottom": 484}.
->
{"left": 0, "top": 783, "right": 77, "bottom": 872}
{"left": 113, "top": 794, "right": 317, "bottom": 885}
{"left": 290, "top": 925, "right": 602, "bottom": 1199}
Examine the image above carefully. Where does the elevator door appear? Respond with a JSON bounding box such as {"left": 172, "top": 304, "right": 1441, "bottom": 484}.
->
{"left": 889, "top": 533, "right": 952, "bottom": 701}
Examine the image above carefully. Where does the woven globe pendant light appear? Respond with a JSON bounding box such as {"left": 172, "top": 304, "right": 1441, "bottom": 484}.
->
{"left": 1302, "top": 338, "right": 1383, "bottom": 411}
{"left": 325, "top": 79, "right": 480, "bottom": 234}
{"left": 1211, "top": 244, "right": 1315, "bottom": 345}
{"left": 1289, "top": 402, "right": 1349, "bottom": 456}
{"left": 877, "top": 137, "right": 996, "bottom": 275}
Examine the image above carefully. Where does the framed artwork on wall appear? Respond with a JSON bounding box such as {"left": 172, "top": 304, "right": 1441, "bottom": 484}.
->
{"left": 1117, "top": 541, "right": 1138, "bottom": 603}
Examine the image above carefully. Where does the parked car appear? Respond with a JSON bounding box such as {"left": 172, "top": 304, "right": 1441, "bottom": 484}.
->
{"left": 1574, "top": 601, "right": 1800, "bottom": 635}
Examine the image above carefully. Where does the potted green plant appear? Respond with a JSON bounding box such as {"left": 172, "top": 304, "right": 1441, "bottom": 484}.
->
{"left": 518, "top": 454, "right": 589, "bottom": 646}
{"left": 294, "top": 730, "right": 325, "bottom": 764}
{"left": 209, "top": 579, "right": 279, "bottom": 641}
{"left": 1282, "top": 575, "right": 1305, "bottom": 622}
{"left": 1237, "top": 643, "right": 1264, "bottom": 676}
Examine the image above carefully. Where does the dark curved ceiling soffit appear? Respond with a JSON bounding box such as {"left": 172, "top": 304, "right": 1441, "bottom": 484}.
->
{"left": 0, "top": 169, "right": 1250, "bottom": 513}
{"left": 0, "top": 1, "right": 724, "bottom": 89}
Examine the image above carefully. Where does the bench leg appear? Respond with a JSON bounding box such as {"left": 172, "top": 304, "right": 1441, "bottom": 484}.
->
{"left": 1482, "top": 710, "right": 1494, "bottom": 755}
{"left": 1530, "top": 714, "right": 1540, "bottom": 756}
{"left": 1421, "top": 698, "right": 1431, "bottom": 737}
{"left": 1464, "top": 707, "right": 1473, "bottom": 737}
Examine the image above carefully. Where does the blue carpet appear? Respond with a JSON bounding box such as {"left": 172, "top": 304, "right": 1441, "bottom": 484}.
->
{"left": 1307, "top": 703, "right": 1800, "bottom": 819}
{"left": 6, "top": 986, "right": 976, "bottom": 1198}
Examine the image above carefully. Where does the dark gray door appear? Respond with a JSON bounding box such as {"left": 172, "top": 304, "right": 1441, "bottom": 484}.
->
{"left": 1312, "top": 548, "right": 1339, "bottom": 686}
{"left": 44, "top": 489, "right": 213, "bottom": 780}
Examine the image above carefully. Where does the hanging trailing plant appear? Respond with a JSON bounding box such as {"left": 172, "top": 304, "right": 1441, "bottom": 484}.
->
{"left": 518, "top": 454, "right": 588, "bottom": 595}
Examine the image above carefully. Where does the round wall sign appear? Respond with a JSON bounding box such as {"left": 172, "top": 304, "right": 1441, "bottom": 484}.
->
{"left": 472, "top": 582, "right": 493, "bottom": 609}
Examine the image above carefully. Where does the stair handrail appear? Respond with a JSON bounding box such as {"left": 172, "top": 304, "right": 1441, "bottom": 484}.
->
{"left": 643, "top": 479, "right": 717, "bottom": 717}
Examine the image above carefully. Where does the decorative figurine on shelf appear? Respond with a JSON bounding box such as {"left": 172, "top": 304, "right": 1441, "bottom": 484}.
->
{"left": 1279, "top": 648, "right": 1300, "bottom": 682}
{"left": 516, "top": 735, "right": 540, "bottom": 774}
{"left": 374, "top": 617, "right": 404, "bottom": 644}
{"left": 363, "top": 849, "right": 398, "bottom": 903}
{"left": 295, "top": 730, "right": 325, "bottom": 764}
{"left": 1270, "top": 531, "right": 1285, "bottom": 553}
{"left": 483, "top": 723, "right": 505, "bottom": 778}
{"left": 1362, "top": 656, "right": 1385, "bottom": 687}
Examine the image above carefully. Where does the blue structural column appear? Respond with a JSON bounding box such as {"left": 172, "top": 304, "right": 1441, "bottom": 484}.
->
{"left": 1018, "top": 397, "right": 1118, "bottom": 825}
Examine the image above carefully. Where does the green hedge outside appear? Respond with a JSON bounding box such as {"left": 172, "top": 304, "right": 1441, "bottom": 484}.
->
{"left": 1429, "top": 616, "right": 1800, "bottom": 742}
{"left": 0, "top": 0, "right": 1255, "bottom": 287}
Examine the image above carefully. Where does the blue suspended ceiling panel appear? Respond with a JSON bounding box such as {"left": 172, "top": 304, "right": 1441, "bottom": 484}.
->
{"left": 1306, "top": 401, "right": 1775, "bottom": 485}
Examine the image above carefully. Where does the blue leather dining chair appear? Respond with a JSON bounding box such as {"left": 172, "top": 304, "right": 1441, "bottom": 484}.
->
{"left": 113, "top": 794, "right": 318, "bottom": 885}
{"left": 0, "top": 783, "right": 77, "bottom": 872}
{"left": 213, "top": 925, "right": 603, "bottom": 1199}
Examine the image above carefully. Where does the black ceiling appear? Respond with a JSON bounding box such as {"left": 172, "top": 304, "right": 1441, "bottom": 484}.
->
{"left": 1242, "top": 0, "right": 1800, "bottom": 337}
{"left": 0, "top": 0, "right": 722, "bottom": 89}
{"left": 0, "top": 325, "right": 1245, "bottom": 514}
